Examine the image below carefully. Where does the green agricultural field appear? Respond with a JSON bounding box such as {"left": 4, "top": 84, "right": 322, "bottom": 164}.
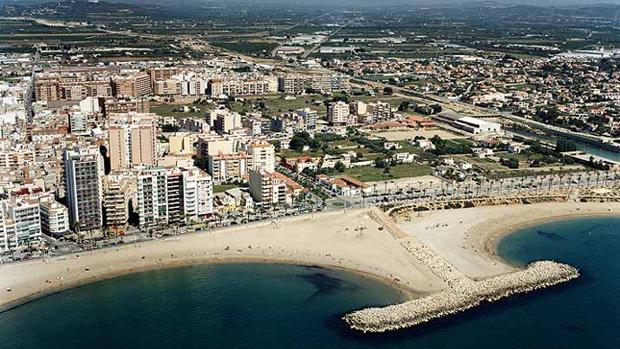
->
{"left": 278, "top": 149, "right": 325, "bottom": 158}
{"left": 213, "top": 184, "right": 240, "bottom": 193}
{"left": 230, "top": 95, "right": 327, "bottom": 115}
{"left": 151, "top": 104, "right": 209, "bottom": 119}
{"left": 343, "top": 163, "right": 432, "bottom": 182}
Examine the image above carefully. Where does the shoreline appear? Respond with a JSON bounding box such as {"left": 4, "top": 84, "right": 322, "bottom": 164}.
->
{"left": 0, "top": 256, "right": 416, "bottom": 315}
{"left": 397, "top": 201, "right": 619, "bottom": 280}
{"left": 484, "top": 212, "right": 618, "bottom": 265}
{"left": 1, "top": 202, "right": 618, "bottom": 323}
{"left": 0, "top": 208, "right": 437, "bottom": 313}
{"left": 341, "top": 201, "right": 618, "bottom": 333}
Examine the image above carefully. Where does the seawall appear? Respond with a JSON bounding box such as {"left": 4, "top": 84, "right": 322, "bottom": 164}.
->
{"left": 343, "top": 261, "right": 578, "bottom": 333}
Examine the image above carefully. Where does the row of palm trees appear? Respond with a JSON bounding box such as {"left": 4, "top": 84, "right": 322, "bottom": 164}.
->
{"left": 363, "top": 170, "right": 619, "bottom": 201}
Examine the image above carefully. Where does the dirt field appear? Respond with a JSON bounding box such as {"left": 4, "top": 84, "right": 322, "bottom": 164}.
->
{"left": 368, "top": 128, "right": 462, "bottom": 141}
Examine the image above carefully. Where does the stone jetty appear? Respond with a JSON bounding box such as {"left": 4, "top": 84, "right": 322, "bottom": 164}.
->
{"left": 343, "top": 261, "right": 579, "bottom": 333}
{"left": 342, "top": 210, "right": 581, "bottom": 333}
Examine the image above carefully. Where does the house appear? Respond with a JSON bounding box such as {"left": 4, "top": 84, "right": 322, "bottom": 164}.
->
{"left": 459, "top": 161, "right": 473, "bottom": 171}
{"left": 507, "top": 142, "right": 530, "bottom": 154}
{"left": 383, "top": 141, "right": 402, "bottom": 150}
{"left": 412, "top": 138, "right": 435, "bottom": 150}
{"left": 317, "top": 175, "right": 373, "bottom": 197}
{"left": 283, "top": 156, "right": 321, "bottom": 173}
{"left": 392, "top": 152, "right": 417, "bottom": 164}
{"left": 321, "top": 153, "right": 352, "bottom": 169}
{"left": 473, "top": 147, "right": 494, "bottom": 158}
{"left": 443, "top": 158, "right": 455, "bottom": 166}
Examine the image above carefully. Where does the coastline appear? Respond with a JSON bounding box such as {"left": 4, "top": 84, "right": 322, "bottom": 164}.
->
{"left": 0, "top": 256, "right": 415, "bottom": 315}
{"left": 1, "top": 201, "right": 618, "bottom": 319}
{"left": 483, "top": 211, "right": 618, "bottom": 264}
{"left": 398, "top": 201, "right": 620, "bottom": 280}
{"left": 0, "top": 208, "right": 437, "bottom": 313}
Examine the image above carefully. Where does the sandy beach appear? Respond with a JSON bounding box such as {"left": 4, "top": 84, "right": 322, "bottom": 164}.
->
{"left": 1, "top": 201, "right": 618, "bottom": 312}
{"left": 398, "top": 201, "right": 620, "bottom": 279}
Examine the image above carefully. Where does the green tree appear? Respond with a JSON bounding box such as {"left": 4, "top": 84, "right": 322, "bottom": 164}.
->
{"left": 334, "top": 161, "right": 346, "bottom": 173}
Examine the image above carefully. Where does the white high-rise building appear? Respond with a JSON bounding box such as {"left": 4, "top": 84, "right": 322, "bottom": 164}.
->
{"left": 39, "top": 197, "right": 69, "bottom": 237}
{"left": 248, "top": 141, "right": 275, "bottom": 173}
{"left": 136, "top": 167, "right": 213, "bottom": 228}
{"left": 328, "top": 101, "right": 350, "bottom": 125}
{"left": 136, "top": 168, "right": 168, "bottom": 228}
{"left": 249, "top": 169, "right": 287, "bottom": 209}
{"left": 0, "top": 198, "right": 41, "bottom": 253}
{"left": 182, "top": 168, "right": 214, "bottom": 222}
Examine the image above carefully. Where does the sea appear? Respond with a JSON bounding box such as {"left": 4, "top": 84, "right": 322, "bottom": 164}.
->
{"left": 0, "top": 216, "right": 618, "bottom": 349}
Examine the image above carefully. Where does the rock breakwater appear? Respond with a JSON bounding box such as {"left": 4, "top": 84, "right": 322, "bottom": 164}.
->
{"left": 343, "top": 261, "right": 579, "bottom": 333}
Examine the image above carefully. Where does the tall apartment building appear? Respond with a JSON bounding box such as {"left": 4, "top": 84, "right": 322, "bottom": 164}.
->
{"left": 79, "top": 97, "right": 101, "bottom": 114}
{"left": 249, "top": 169, "right": 287, "bottom": 209}
{"left": 296, "top": 108, "right": 317, "bottom": 130}
{"left": 328, "top": 101, "right": 351, "bottom": 125}
{"left": 0, "top": 198, "right": 41, "bottom": 253}
{"left": 350, "top": 101, "right": 368, "bottom": 116}
{"left": 165, "top": 170, "right": 184, "bottom": 225}
{"left": 196, "top": 135, "right": 240, "bottom": 157}
{"left": 208, "top": 79, "right": 223, "bottom": 97}
{"left": 69, "top": 112, "right": 89, "bottom": 135}
{"left": 111, "top": 73, "right": 152, "bottom": 98}
{"left": 136, "top": 168, "right": 168, "bottom": 228}
{"left": 278, "top": 74, "right": 312, "bottom": 95}
{"left": 102, "top": 98, "right": 150, "bottom": 118}
{"left": 136, "top": 167, "right": 213, "bottom": 228}
{"left": 64, "top": 147, "right": 103, "bottom": 232}
{"left": 213, "top": 111, "right": 242, "bottom": 134}
{"left": 147, "top": 67, "right": 179, "bottom": 84}
{"left": 247, "top": 141, "right": 275, "bottom": 173}
{"left": 182, "top": 168, "right": 214, "bottom": 222}
{"left": 219, "top": 77, "right": 278, "bottom": 96}
{"left": 207, "top": 152, "right": 252, "bottom": 184}
{"left": 103, "top": 176, "right": 131, "bottom": 231}
{"left": 108, "top": 113, "right": 157, "bottom": 171}
{"left": 152, "top": 79, "right": 181, "bottom": 96}
{"left": 34, "top": 74, "right": 113, "bottom": 102}
{"left": 34, "top": 79, "right": 61, "bottom": 102}
{"left": 368, "top": 101, "right": 393, "bottom": 121}
{"left": 39, "top": 197, "right": 69, "bottom": 237}
{"left": 311, "top": 74, "right": 350, "bottom": 93}
{"left": 242, "top": 116, "right": 263, "bottom": 136}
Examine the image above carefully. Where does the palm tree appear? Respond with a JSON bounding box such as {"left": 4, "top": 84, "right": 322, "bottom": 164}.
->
{"left": 71, "top": 220, "right": 81, "bottom": 245}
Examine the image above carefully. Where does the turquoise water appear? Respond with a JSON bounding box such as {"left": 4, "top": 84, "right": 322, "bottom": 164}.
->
{"left": 1, "top": 216, "right": 619, "bottom": 348}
